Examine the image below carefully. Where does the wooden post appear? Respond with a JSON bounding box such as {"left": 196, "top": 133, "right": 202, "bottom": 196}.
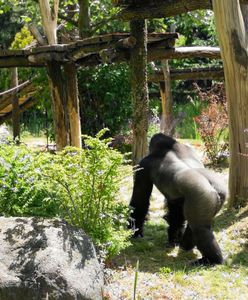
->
{"left": 130, "top": 19, "right": 149, "bottom": 165}
{"left": 160, "top": 25, "right": 175, "bottom": 135}
{"left": 64, "top": 63, "right": 82, "bottom": 148}
{"left": 160, "top": 60, "right": 173, "bottom": 135}
{"left": 11, "top": 67, "right": 20, "bottom": 141}
{"left": 47, "top": 62, "right": 69, "bottom": 150}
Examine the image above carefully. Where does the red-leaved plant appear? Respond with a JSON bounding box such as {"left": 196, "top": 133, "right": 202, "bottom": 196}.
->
{"left": 194, "top": 83, "right": 229, "bottom": 166}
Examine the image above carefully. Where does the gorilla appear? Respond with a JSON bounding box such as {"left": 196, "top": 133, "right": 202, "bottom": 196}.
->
{"left": 129, "top": 133, "right": 227, "bottom": 265}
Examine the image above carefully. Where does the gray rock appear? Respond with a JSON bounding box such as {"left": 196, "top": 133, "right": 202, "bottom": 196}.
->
{"left": 0, "top": 217, "right": 104, "bottom": 300}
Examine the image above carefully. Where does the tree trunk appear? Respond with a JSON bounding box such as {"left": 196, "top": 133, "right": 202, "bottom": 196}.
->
{"left": 212, "top": 0, "right": 248, "bottom": 207}
{"left": 38, "top": 0, "right": 59, "bottom": 44}
{"left": 78, "top": 0, "right": 91, "bottom": 38}
{"left": 130, "top": 19, "right": 149, "bottom": 165}
{"left": 64, "top": 63, "right": 82, "bottom": 148}
{"left": 11, "top": 67, "right": 20, "bottom": 141}
{"left": 47, "top": 62, "right": 68, "bottom": 150}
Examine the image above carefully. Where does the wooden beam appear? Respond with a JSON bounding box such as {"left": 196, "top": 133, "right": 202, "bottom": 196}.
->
{"left": 0, "top": 45, "right": 221, "bottom": 68}
{"left": 94, "top": 46, "right": 221, "bottom": 66}
{"left": 0, "top": 82, "right": 35, "bottom": 111}
{"left": 114, "top": 0, "right": 248, "bottom": 20}
{"left": 0, "top": 80, "right": 32, "bottom": 98}
{"left": 117, "top": 0, "right": 211, "bottom": 20}
{"left": 147, "top": 46, "right": 221, "bottom": 61}
{"left": 0, "top": 97, "right": 36, "bottom": 125}
{"left": 148, "top": 67, "right": 224, "bottom": 82}
{"left": 0, "top": 33, "right": 178, "bottom": 68}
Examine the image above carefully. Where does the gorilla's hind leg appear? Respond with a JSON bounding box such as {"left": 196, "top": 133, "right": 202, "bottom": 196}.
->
{"left": 180, "top": 225, "right": 195, "bottom": 251}
{"left": 165, "top": 198, "right": 186, "bottom": 248}
{"left": 192, "top": 226, "right": 223, "bottom": 265}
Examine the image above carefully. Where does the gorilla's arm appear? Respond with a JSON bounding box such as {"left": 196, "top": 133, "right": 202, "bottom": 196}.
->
{"left": 129, "top": 158, "right": 153, "bottom": 237}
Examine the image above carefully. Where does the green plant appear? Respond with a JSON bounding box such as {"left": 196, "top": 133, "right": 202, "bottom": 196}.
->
{"left": 0, "top": 130, "right": 132, "bottom": 257}
{"left": 174, "top": 96, "right": 203, "bottom": 139}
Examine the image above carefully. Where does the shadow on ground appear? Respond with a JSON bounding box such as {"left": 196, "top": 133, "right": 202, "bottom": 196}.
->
{"left": 108, "top": 221, "right": 200, "bottom": 274}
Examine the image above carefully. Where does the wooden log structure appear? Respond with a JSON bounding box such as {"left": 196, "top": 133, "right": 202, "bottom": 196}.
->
{"left": 149, "top": 67, "right": 224, "bottom": 82}
{"left": 0, "top": 33, "right": 178, "bottom": 68}
{"left": 112, "top": 0, "right": 248, "bottom": 20}
{"left": 0, "top": 80, "right": 35, "bottom": 111}
{"left": 0, "top": 79, "right": 32, "bottom": 98}
{"left": 0, "top": 96, "right": 36, "bottom": 125}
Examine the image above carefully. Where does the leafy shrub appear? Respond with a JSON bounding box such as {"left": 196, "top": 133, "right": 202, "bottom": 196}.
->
{"left": 0, "top": 129, "right": 131, "bottom": 257}
{"left": 194, "top": 83, "right": 229, "bottom": 166}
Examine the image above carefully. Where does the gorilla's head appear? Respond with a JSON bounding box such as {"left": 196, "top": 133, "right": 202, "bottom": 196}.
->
{"left": 149, "top": 133, "right": 176, "bottom": 154}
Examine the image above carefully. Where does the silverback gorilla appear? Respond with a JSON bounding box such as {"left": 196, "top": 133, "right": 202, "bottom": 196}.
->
{"left": 129, "top": 133, "right": 227, "bottom": 265}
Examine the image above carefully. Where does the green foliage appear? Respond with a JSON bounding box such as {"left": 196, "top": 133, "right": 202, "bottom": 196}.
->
{"left": 0, "top": 129, "right": 131, "bottom": 257}
{"left": 11, "top": 26, "right": 33, "bottom": 49}
{"left": 174, "top": 97, "right": 203, "bottom": 139}
{"left": 78, "top": 63, "right": 132, "bottom": 136}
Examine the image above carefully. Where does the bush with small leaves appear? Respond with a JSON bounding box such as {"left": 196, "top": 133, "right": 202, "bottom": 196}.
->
{"left": 0, "top": 129, "right": 131, "bottom": 257}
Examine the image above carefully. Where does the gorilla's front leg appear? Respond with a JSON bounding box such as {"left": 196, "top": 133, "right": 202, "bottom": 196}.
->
{"left": 129, "top": 160, "right": 153, "bottom": 238}
{"left": 165, "top": 198, "right": 186, "bottom": 247}
{"left": 191, "top": 225, "right": 223, "bottom": 265}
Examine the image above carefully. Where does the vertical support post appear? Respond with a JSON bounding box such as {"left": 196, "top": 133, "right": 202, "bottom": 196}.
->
{"left": 11, "top": 67, "right": 20, "bottom": 142}
{"left": 47, "top": 62, "right": 69, "bottom": 150}
{"left": 130, "top": 19, "right": 149, "bottom": 165}
{"left": 160, "top": 25, "right": 176, "bottom": 136}
{"left": 64, "top": 63, "right": 82, "bottom": 148}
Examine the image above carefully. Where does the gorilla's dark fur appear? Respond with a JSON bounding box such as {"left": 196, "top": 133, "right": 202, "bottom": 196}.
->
{"left": 129, "top": 133, "right": 227, "bottom": 265}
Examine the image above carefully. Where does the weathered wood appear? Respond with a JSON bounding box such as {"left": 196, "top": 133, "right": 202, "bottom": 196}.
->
{"left": 114, "top": 0, "right": 248, "bottom": 19}
{"left": 64, "top": 63, "right": 82, "bottom": 148}
{"left": 0, "top": 82, "right": 35, "bottom": 111}
{"left": 89, "top": 46, "right": 221, "bottom": 66}
{"left": 28, "top": 52, "right": 68, "bottom": 64}
{"left": 10, "top": 68, "right": 20, "bottom": 141}
{"left": 0, "top": 80, "right": 31, "bottom": 98}
{"left": 28, "top": 24, "right": 47, "bottom": 46}
{"left": 0, "top": 33, "right": 178, "bottom": 68}
{"left": 149, "top": 67, "right": 224, "bottom": 82}
{"left": 213, "top": 0, "right": 248, "bottom": 207}
{"left": 0, "top": 56, "right": 43, "bottom": 68}
{"left": 0, "top": 46, "right": 220, "bottom": 68}
{"left": 39, "top": 0, "right": 59, "bottom": 45}
{"left": 147, "top": 46, "right": 221, "bottom": 61}
{"left": 47, "top": 62, "right": 69, "bottom": 150}
{"left": 130, "top": 20, "right": 149, "bottom": 165}
{"left": 78, "top": 0, "right": 91, "bottom": 38}
{"left": 160, "top": 60, "right": 174, "bottom": 135}
{"left": 117, "top": 0, "right": 211, "bottom": 20}
{"left": 0, "top": 97, "right": 36, "bottom": 125}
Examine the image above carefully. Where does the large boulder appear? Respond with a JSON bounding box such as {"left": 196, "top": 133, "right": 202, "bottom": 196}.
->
{"left": 0, "top": 217, "right": 104, "bottom": 300}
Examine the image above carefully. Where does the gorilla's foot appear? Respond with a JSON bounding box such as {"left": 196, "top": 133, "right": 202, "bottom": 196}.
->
{"left": 165, "top": 241, "right": 178, "bottom": 249}
{"left": 132, "top": 230, "right": 144, "bottom": 238}
{"left": 190, "top": 257, "right": 223, "bottom": 266}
